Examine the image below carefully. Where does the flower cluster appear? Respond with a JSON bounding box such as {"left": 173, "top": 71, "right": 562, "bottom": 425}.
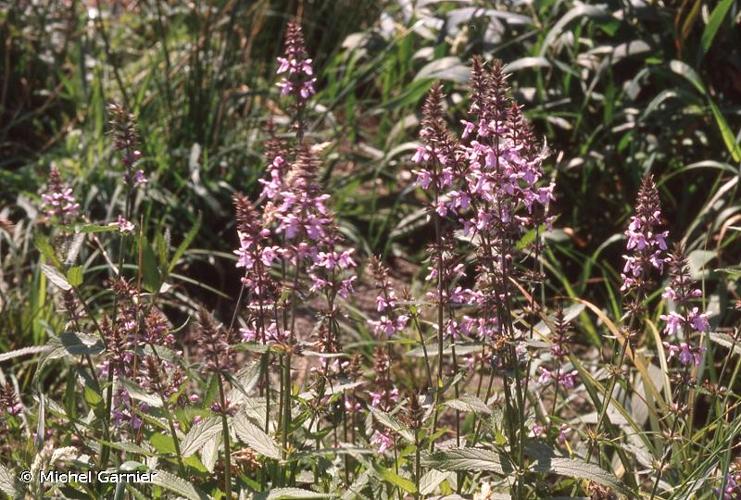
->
{"left": 196, "top": 308, "right": 237, "bottom": 373}
{"left": 368, "top": 257, "right": 409, "bottom": 338}
{"left": 621, "top": 175, "right": 668, "bottom": 293}
{"left": 108, "top": 102, "right": 146, "bottom": 187}
{"left": 660, "top": 247, "right": 709, "bottom": 366}
{"left": 413, "top": 61, "right": 554, "bottom": 239}
{"left": 100, "top": 279, "right": 185, "bottom": 430}
{"left": 0, "top": 383, "right": 22, "bottom": 418}
{"left": 40, "top": 165, "right": 80, "bottom": 224}
{"left": 276, "top": 21, "right": 316, "bottom": 103}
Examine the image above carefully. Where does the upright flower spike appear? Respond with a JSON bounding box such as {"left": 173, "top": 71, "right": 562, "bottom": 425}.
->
{"left": 108, "top": 102, "right": 146, "bottom": 188}
{"left": 368, "top": 257, "right": 408, "bottom": 339}
{"left": 40, "top": 165, "right": 80, "bottom": 224}
{"left": 620, "top": 175, "right": 669, "bottom": 293}
{"left": 660, "top": 246, "right": 708, "bottom": 367}
{"left": 276, "top": 21, "right": 316, "bottom": 104}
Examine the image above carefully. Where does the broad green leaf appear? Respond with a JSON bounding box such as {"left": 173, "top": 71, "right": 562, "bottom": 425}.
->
{"left": 0, "top": 463, "right": 18, "bottom": 497}
{"left": 0, "top": 345, "right": 52, "bottom": 363}
{"left": 118, "top": 379, "right": 162, "bottom": 408}
{"left": 421, "top": 447, "right": 511, "bottom": 474}
{"left": 419, "top": 469, "right": 450, "bottom": 496}
{"left": 151, "top": 469, "right": 207, "bottom": 500}
{"left": 709, "top": 332, "right": 741, "bottom": 357}
{"left": 538, "top": 456, "right": 629, "bottom": 495}
{"left": 369, "top": 407, "right": 414, "bottom": 442}
{"left": 149, "top": 433, "right": 176, "bottom": 455}
{"left": 444, "top": 395, "right": 492, "bottom": 415}
{"left": 264, "top": 487, "right": 333, "bottom": 499}
{"left": 233, "top": 412, "right": 281, "bottom": 460}
{"left": 41, "top": 263, "right": 72, "bottom": 291}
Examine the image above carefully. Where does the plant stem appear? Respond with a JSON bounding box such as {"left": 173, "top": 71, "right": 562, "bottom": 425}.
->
{"left": 216, "top": 374, "right": 232, "bottom": 498}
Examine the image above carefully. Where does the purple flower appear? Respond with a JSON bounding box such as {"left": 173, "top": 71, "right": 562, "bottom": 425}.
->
{"left": 688, "top": 307, "right": 709, "bottom": 332}
{"left": 111, "top": 215, "right": 135, "bottom": 234}
{"left": 660, "top": 312, "right": 684, "bottom": 336}
{"left": 40, "top": 166, "right": 80, "bottom": 223}
{"left": 620, "top": 176, "right": 668, "bottom": 292}
{"left": 370, "top": 430, "right": 394, "bottom": 453}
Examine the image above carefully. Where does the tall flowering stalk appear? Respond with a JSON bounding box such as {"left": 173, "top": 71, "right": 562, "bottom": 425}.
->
{"left": 588, "top": 176, "right": 668, "bottom": 478}
{"left": 230, "top": 20, "right": 359, "bottom": 487}
{"left": 413, "top": 58, "right": 553, "bottom": 495}
{"left": 650, "top": 245, "right": 709, "bottom": 499}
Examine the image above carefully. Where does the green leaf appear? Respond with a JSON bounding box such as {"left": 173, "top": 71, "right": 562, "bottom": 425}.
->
{"left": 444, "top": 395, "right": 492, "bottom": 415}
{"left": 233, "top": 412, "right": 281, "bottom": 460}
{"left": 264, "top": 487, "right": 333, "bottom": 499}
{"left": 35, "top": 234, "right": 62, "bottom": 268}
{"left": 419, "top": 469, "right": 449, "bottom": 496}
{"left": 529, "top": 451, "right": 630, "bottom": 496}
{"left": 66, "top": 266, "right": 84, "bottom": 287}
{"left": 141, "top": 237, "right": 162, "bottom": 293}
{"left": 369, "top": 407, "right": 414, "bottom": 442}
{"left": 421, "top": 447, "right": 511, "bottom": 474}
{"left": 41, "top": 263, "right": 72, "bottom": 291}
{"left": 0, "top": 345, "right": 52, "bottom": 363}
{"left": 700, "top": 0, "right": 734, "bottom": 57}
{"left": 709, "top": 332, "right": 741, "bottom": 357}
{"left": 151, "top": 469, "right": 207, "bottom": 500}
{"left": 180, "top": 417, "right": 221, "bottom": 457}
{"left": 118, "top": 379, "right": 162, "bottom": 408}
{"left": 708, "top": 99, "right": 741, "bottom": 162}
{"left": 376, "top": 465, "right": 417, "bottom": 494}
{"left": 0, "top": 463, "right": 18, "bottom": 497}
{"left": 58, "top": 332, "right": 104, "bottom": 356}
{"left": 150, "top": 433, "right": 176, "bottom": 455}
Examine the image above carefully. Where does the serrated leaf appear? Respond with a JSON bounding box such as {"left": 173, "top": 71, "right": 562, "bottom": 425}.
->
{"left": 200, "top": 433, "right": 220, "bottom": 473}
{"left": 0, "top": 345, "right": 52, "bottom": 363}
{"left": 180, "top": 417, "right": 221, "bottom": 457}
{"left": 41, "top": 263, "right": 72, "bottom": 290}
{"left": 531, "top": 455, "right": 629, "bottom": 495}
{"left": 709, "top": 332, "right": 741, "bottom": 356}
{"left": 419, "top": 468, "right": 449, "bottom": 496}
{"left": 444, "top": 395, "right": 492, "bottom": 415}
{"left": 264, "top": 487, "right": 332, "bottom": 499}
{"left": 421, "top": 447, "right": 511, "bottom": 474}
{"left": 59, "top": 332, "right": 104, "bottom": 356}
{"left": 151, "top": 469, "right": 207, "bottom": 500}
{"left": 0, "top": 463, "right": 18, "bottom": 497}
{"left": 233, "top": 413, "right": 281, "bottom": 460}
{"left": 118, "top": 379, "right": 162, "bottom": 408}
{"left": 369, "top": 407, "right": 414, "bottom": 442}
